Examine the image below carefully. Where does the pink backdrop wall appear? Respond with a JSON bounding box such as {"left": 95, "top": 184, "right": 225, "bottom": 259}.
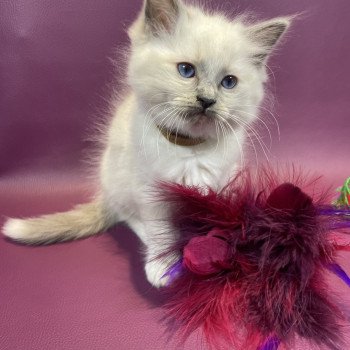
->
{"left": 1, "top": 1, "right": 349, "bottom": 349}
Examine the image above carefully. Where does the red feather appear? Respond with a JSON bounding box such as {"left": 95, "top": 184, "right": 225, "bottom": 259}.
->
{"left": 159, "top": 169, "right": 349, "bottom": 350}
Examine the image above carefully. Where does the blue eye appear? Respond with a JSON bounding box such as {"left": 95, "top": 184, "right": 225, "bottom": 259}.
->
{"left": 177, "top": 62, "right": 195, "bottom": 78}
{"left": 221, "top": 75, "right": 238, "bottom": 89}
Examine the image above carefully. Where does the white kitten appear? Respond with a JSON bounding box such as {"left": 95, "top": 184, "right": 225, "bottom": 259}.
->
{"left": 2, "top": 0, "right": 290, "bottom": 287}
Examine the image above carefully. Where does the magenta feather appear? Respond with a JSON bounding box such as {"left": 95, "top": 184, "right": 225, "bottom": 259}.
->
{"left": 159, "top": 169, "right": 350, "bottom": 350}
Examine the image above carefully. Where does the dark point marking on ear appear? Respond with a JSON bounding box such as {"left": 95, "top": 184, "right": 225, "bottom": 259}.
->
{"left": 254, "top": 22, "right": 288, "bottom": 47}
{"left": 145, "top": 0, "right": 179, "bottom": 35}
{"left": 252, "top": 53, "right": 269, "bottom": 66}
{"left": 249, "top": 17, "right": 291, "bottom": 65}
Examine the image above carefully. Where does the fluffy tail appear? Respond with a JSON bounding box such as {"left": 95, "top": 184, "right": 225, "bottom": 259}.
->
{"left": 2, "top": 199, "right": 113, "bottom": 245}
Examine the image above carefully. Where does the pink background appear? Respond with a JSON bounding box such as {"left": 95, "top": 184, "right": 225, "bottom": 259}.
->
{"left": 1, "top": 0, "right": 349, "bottom": 349}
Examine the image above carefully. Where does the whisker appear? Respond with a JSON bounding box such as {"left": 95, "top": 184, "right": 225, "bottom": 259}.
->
{"left": 235, "top": 109, "right": 273, "bottom": 149}
{"left": 216, "top": 108, "right": 271, "bottom": 155}
{"left": 237, "top": 104, "right": 280, "bottom": 141}
{"left": 216, "top": 114, "right": 245, "bottom": 167}
{"left": 217, "top": 118, "right": 228, "bottom": 161}
{"left": 140, "top": 101, "right": 172, "bottom": 156}
{"left": 229, "top": 112, "right": 270, "bottom": 163}
{"left": 156, "top": 106, "right": 181, "bottom": 157}
{"left": 217, "top": 111, "right": 259, "bottom": 167}
{"left": 175, "top": 108, "right": 187, "bottom": 157}
{"left": 164, "top": 107, "right": 183, "bottom": 153}
{"left": 214, "top": 119, "right": 220, "bottom": 153}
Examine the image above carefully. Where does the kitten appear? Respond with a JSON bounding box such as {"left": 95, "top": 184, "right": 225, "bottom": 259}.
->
{"left": 2, "top": 0, "right": 290, "bottom": 287}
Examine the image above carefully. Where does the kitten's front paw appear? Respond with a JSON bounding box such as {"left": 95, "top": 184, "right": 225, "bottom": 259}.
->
{"left": 145, "top": 259, "right": 173, "bottom": 288}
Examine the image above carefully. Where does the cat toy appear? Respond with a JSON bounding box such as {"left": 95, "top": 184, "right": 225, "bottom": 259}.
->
{"left": 334, "top": 176, "right": 350, "bottom": 207}
{"left": 159, "top": 170, "right": 350, "bottom": 350}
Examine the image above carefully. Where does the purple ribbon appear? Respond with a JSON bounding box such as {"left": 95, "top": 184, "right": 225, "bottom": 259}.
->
{"left": 162, "top": 259, "right": 183, "bottom": 285}
{"left": 258, "top": 336, "right": 281, "bottom": 350}
{"left": 328, "top": 263, "right": 350, "bottom": 288}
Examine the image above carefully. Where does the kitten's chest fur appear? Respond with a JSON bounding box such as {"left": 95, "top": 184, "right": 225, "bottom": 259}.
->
{"left": 135, "top": 134, "right": 238, "bottom": 189}
{"left": 100, "top": 93, "right": 242, "bottom": 215}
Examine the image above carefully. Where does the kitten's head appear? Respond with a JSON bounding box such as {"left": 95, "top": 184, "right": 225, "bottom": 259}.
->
{"left": 128, "top": 0, "right": 290, "bottom": 139}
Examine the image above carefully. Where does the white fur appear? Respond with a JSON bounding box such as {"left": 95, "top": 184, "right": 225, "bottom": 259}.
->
{"left": 3, "top": 0, "right": 290, "bottom": 287}
{"left": 3, "top": 219, "right": 28, "bottom": 240}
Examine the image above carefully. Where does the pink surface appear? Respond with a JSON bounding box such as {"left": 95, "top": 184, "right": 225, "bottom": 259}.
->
{"left": 1, "top": 0, "right": 349, "bottom": 349}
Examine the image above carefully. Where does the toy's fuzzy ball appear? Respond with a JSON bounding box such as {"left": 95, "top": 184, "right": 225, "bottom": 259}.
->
{"left": 158, "top": 169, "right": 350, "bottom": 350}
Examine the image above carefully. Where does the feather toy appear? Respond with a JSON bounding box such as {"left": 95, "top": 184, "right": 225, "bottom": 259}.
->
{"left": 159, "top": 169, "right": 350, "bottom": 350}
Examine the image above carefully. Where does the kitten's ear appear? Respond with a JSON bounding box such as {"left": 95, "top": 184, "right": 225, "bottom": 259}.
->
{"left": 248, "top": 17, "right": 291, "bottom": 64}
{"left": 144, "top": 0, "right": 180, "bottom": 35}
